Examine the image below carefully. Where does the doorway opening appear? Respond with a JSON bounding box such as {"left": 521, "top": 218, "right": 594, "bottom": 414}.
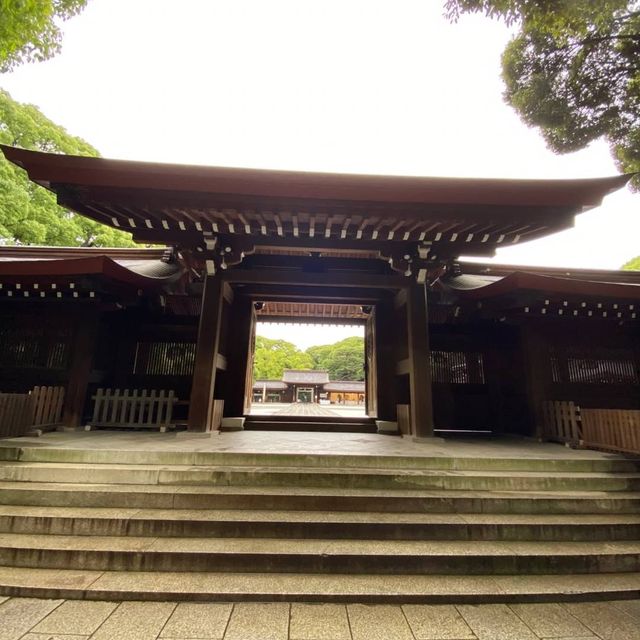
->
{"left": 247, "top": 308, "right": 368, "bottom": 419}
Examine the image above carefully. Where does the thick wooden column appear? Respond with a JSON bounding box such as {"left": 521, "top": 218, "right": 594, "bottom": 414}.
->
{"left": 224, "top": 295, "right": 255, "bottom": 417}
{"left": 188, "top": 275, "right": 225, "bottom": 431}
{"left": 62, "top": 309, "right": 100, "bottom": 429}
{"left": 521, "top": 324, "right": 549, "bottom": 438}
{"left": 406, "top": 283, "right": 435, "bottom": 439}
{"left": 374, "top": 299, "right": 396, "bottom": 421}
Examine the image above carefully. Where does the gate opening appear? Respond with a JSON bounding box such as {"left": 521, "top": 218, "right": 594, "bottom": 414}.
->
{"left": 248, "top": 309, "right": 368, "bottom": 418}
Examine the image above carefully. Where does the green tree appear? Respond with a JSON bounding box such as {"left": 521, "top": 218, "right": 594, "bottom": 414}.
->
{"left": 0, "top": 89, "right": 135, "bottom": 246}
{"left": 446, "top": 1, "right": 640, "bottom": 188}
{"left": 307, "top": 336, "right": 365, "bottom": 381}
{"left": 253, "top": 336, "right": 314, "bottom": 380}
{"left": 0, "top": 0, "right": 89, "bottom": 72}
{"left": 622, "top": 255, "right": 640, "bottom": 269}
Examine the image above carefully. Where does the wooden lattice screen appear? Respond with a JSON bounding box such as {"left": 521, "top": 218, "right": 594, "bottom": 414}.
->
{"left": 0, "top": 326, "right": 71, "bottom": 370}
{"left": 550, "top": 347, "right": 639, "bottom": 385}
{"left": 133, "top": 342, "right": 196, "bottom": 376}
{"left": 430, "top": 351, "right": 485, "bottom": 384}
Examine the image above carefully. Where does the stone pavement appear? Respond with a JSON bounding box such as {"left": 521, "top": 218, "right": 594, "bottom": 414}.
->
{"left": 1, "top": 597, "right": 639, "bottom": 640}
{"left": 272, "top": 403, "right": 340, "bottom": 417}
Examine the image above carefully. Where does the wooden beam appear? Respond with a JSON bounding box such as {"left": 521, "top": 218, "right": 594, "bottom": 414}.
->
{"left": 188, "top": 275, "right": 225, "bottom": 431}
{"left": 238, "top": 284, "right": 387, "bottom": 303}
{"left": 257, "top": 315, "right": 366, "bottom": 326}
{"left": 222, "top": 268, "right": 406, "bottom": 289}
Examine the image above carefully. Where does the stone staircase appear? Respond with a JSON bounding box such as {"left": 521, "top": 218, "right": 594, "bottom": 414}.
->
{"left": 0, "top": 444, "right": 638, "bottom": 603}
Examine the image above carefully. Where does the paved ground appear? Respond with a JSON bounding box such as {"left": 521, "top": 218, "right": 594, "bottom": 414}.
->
{"left": 272, "top": 403, "right": 340, "bottom": 417}
{"left": 0, "top": 597, "right": 639, "bottom": 639}
{"left": 249, "top": 403, "right": 367, "bottom": 418}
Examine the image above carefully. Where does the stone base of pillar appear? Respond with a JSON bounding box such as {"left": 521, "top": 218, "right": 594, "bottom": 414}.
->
{"left": 376, "top": 420, "right": 399, "bottom": 434}
{"left": 220, "top": 417, "right": 246, "bottom": 431}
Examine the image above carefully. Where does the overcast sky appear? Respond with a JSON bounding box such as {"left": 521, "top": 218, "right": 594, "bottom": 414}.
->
{"left": 2, "top": 0, "right": 638, "bottom": 346}
{"left": 3, "top": 0, "right": 637, "bottom": 269}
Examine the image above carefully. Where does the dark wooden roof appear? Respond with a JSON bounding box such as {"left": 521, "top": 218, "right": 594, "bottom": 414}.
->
{"left": 441, "top": 264, "right": 640, "bottom": 322}
{"left": 252, "top": 380, "right": 289, "bottom": 391}
{"left": 282, "top": 370, "right": 330, "bottom": 384}
{"left": 2, "top": 146, "right": 632, "bottom": 261}
{"left": 0, "top": 246, "right": 182, "bottom": 288}
{"left": 324, "top": 381, "right": 366, "bottom": 392}
{"left": 445, "top": 271, "right": 640, "bottom": 301}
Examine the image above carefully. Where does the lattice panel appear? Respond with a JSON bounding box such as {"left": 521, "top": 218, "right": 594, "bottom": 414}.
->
{"left": 0, "top": 326, "right": 71, "bottom": 370}
{"left": 133, "top": 342, "right": 196, "bottom": 376}
{"left": 430, "top": 351, "right": 485, "bottom": 384}
{"left": 550, "top": 348, "right": 639, "bottom": 385}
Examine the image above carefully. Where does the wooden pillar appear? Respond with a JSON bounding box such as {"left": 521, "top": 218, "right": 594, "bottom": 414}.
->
{"left": 223, "top": 295, "right": 254, "bottom": 417}
{"left": 62, "top": 309, "right": 100, "bottom": 429}
{"left": 188, "top": 275, "right": 225, "bottom": 431}
{"left": 375, "top": 299, "right": 396, "bottom": 421}
{"left": 521, "top": 324, "right": 549, "bottom": 438}
{"left": 407, "top": 283, "right": 435, "bottom": 439}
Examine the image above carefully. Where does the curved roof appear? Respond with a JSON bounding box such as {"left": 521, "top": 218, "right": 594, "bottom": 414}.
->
{"left": 442, "top": 270, "right": 640, "bottom": 301}
{"left": 0, "top": 246, "right": 182, "bottom": 287}
{"left": 1, "top": 146, "right": 633, "bottom": 260}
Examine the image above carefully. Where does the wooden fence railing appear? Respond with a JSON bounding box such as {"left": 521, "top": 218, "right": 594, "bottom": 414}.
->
{"left": 0, "top": 393, "right": 34, "bottom": 437}
{"left": 581, "top": 409, "right": 640, "bottom": 455}
{"left": 89, "top": 388, "right": 177, "bottom": 432}
{"left": 0, "top": 386, "right": 65, "bottom": 438}
{"left": 542, "top": 400, "right": 582, "bottom": 445}
{"left": 31, "top": 386, "right": 65, "bottom": 429}
{"left": 543, "top": 400, "right": 640, "bottom": 455}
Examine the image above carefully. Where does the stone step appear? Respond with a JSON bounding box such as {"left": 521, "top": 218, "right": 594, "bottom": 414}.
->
{"left": 1, "top": 462, "right": 639, "bottom": 492}
{"left": 0, "top": 566, "right": 639, "bottom": 604}
{"left": 1, "top": 481, "right": 639, "bottom": 513}
{"left": 1, "top": 445, "right": 637, "bottom": 473}
{"left": 0, "top": 505, "right": 638, "bottom": 541}
{"left": 243, "top": 420, "right": 377, "bottom": 433}
{"left": 0, "top": 534, "right": 638, "bottom": 574}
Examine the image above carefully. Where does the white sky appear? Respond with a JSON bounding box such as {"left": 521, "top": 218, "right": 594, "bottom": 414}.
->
{"left": 1, "top": 0, "right": 638, "bottom": 348}
{"left": 258, "top": 322, "right": 363, "bottom": 351}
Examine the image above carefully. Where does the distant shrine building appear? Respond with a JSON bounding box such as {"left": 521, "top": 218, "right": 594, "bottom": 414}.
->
{"left": 0, "top": 144, "right": 638, "bottom": 438}
{"left": 253, "top": 370, "right": 365, "bottom": 405}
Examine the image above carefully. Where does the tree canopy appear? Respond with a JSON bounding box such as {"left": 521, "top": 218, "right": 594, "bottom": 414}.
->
{"left": 252, "top": 337, "right": 314, "bottom": 380}
{"left": 622, "top": 255, "right": 640, "bottom": 269}
{"left": 446, "top": 1, "right": 640, "bottom": 189}
{"left": 0, "top": 89, "right": 135, "bottom": 246}
{"left": 307, "top": 336, "right": 365, "bottom": 381}
{"left": 0, "top": 0, "right": 89, "bottom": 72}
{"left": 253, "top": 335, "right": 365, "bottom": 381}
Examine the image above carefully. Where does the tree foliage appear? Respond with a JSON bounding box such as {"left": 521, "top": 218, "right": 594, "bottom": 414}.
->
{"left": 622, "top": 255, "right": 640, "bottom": 269}
{"left": 0, "top": 0, "right": 89, "bottom": 72}
{"left": 0, "top": 89, "right": 135, "bottom": 246}
{"left": 306, "top": 336, "right": 365, "bottom": 381}
{"left": 253, "top": 336, "right": 314, "bottom": 380}
{"left": 446, "top": 1, "right": 640, "bottom": 188}
{"left": 253, "top": 335, "right": 365, "bottom": 381}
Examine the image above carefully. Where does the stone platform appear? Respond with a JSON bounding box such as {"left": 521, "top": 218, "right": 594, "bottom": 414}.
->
{"left": 0, "top": 429, "right": 633, "bottom": 461}
{"left": 0, "top": 430, "right": 637, "bottom": 605}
